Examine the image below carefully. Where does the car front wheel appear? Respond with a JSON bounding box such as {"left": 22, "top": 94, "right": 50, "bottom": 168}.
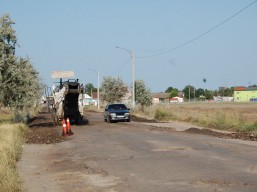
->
{"left": 107, "top": 116, "right": 112, "bottom": 123}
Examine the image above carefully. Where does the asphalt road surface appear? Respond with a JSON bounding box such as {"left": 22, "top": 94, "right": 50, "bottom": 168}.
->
{"left": 18, "top": 111, "right": 257, "bottom": 192}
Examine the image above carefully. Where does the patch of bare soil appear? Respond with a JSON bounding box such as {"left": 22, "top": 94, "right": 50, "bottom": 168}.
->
{"left": 26, "top": 111, "right": 65, "bottom": 144}
{"left": 131, "top": 115, "right": 159, "bottom": 123}
{"left": 186, "top": 128, "right": 257, "bottom": 141}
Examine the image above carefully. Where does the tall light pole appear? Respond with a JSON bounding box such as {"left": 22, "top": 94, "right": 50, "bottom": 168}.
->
{"left": 116, "top": 46, "right": 135, "bottom": 110}
{"left": 88, "top": 68, "right": 100, "bottom": 110}
{"left": 188, "top": 85, "right": 191, "bottom": 102}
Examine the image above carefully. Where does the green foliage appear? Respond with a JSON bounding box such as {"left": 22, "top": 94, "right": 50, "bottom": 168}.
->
{"left": 239, "top": 122, "right": 257, "bottom": 132}
{"left": 169, "top": 89, "right": 178, "bottom": 98}
{"left": 214, "top": 112, "right": 227, "bottom": 129}
{"left": 217, "top": 87, "right": 234, "bottom": 97}
{"left": 84, "top": 83, "right": 96, "bottom": 96}
{"left": 204, "top": 89, "right": 213, "bottom": 100}
{"left": 165, "top": 86, "right": 178, "bottom": 98}
{"left": 181, "top": 86, "right": 215, "bottom": 100}
{"left": 0, "top": 14, "right": 43, "bottom": 109}
{"left": 195, "top": 88, "right": 204, "bottom": 98}
{"left": 154, "top": 108, "right": 174, "bottom": 121}
{"left": 101, "top": 76, "right": 127, "bottom": 103}
{"left": 183, "top": 85, "right": 195, "bottom": 100}
{"left": 165, "top": 86, "right": 175, "bottom": 93}
{"left": 135, "top": 80, "right": 152, "bottom": 108}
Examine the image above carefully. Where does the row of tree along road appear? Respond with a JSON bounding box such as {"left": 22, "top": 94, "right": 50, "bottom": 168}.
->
{"left": 0, "top": 14, "right": 43, "bottom": 111}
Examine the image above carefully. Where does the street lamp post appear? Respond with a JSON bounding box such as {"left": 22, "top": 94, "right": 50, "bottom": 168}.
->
{"left": 116, "top": 46, "right": 135, "bottom": 110}
{"left": 131, "top": 50, "right": 135, "bottom": 110}
{"left": 88, "top": 68, "right": 100, "bottom": 110}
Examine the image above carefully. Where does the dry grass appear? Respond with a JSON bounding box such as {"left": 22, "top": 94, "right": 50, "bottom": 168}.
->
{"left": 134, "top": 102, "right": 257, "bottom": 132}
{"left": 0, "top": 123, "right": 27, "bottom": 192}
{"left": 0, "top": 108, "right": 14, "bottom": 124}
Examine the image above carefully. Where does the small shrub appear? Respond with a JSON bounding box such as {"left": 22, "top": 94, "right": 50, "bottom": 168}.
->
{"left": 155, "top": 108, "right": 173, "bottom": 121}
{"left": 235, "top": 113, "right": 247, "bottom": 126}
{"left": 213, "top": 112, "right": 229, "bottom": 130}
{"left": 238, "top": 122, "right": 257, "bottom": 132}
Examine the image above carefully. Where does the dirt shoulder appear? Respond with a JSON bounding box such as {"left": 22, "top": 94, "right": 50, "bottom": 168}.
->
{"left": 131, "top": 114, "right": 257, "bottom": 142}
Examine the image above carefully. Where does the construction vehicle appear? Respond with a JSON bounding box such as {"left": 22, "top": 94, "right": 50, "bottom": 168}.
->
{"left": 51, "top": 71, "right": 84, "bottom": 125}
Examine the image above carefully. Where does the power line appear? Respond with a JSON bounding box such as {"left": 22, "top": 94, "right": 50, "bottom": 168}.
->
{"left": 111, "top": 57, "right": 131, "bottom": 76}
{"left": 136, "top": 0, "right": 257, "bottom": 59}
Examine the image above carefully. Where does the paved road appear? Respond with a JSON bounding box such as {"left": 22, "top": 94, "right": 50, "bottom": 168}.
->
{"left": 18, "top": 111, "right": 257, "bottom": 192}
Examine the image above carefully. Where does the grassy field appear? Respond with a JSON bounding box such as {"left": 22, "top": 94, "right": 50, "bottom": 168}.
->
{"left": 0, "top": 108, "right": 27, "bottom": 192}
{"left": 133, "top": 102, "right": 257, "bottom": 133}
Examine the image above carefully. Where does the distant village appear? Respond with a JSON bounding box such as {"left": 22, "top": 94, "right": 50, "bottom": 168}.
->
{"left": 81, "top": 86, "right": 257, "bottom": 106}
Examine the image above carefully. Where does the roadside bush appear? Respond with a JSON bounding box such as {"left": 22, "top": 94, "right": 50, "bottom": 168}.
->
{"left": 238, "top": 122, "right": 257, "bottom": 132}
{"left": 214, "top": 112, "right": 229, "bottom": 129}
{"left": 155, "top": 108, "right": 174, "bottom": 121}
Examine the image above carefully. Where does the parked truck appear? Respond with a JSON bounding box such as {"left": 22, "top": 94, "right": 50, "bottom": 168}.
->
{"left": 51, "top": 71, "right": 84, "bottom": 125}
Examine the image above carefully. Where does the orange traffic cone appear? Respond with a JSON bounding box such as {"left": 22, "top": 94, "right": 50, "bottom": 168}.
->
{"left": 66, "top": 118, "right": 73, "bottom": 135}
{"left": 62, "top": 119, "right": 68, "bottom": 136}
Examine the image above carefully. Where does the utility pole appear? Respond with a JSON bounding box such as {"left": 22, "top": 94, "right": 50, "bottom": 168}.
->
{"left": 132, "top": 50, "right": 135, "bottom": 109}
{"left": 88, "top": 68, "right": 100, "bottom": 110}
{"left": 97, "top": 70, "right": 100, "bottom": 110}
{"left": 189, "top": 86, "right": 190, "bottom": 102}
{"left": 116, "top": 46, "right": 135, "bottom": 110}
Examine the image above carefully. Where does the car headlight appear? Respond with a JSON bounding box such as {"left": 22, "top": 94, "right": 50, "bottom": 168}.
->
{"left": 110, "top": 113, "right": 116, "bottom": 117}
{"left": 125, "top": 113, "right": 130, "bottom": 116}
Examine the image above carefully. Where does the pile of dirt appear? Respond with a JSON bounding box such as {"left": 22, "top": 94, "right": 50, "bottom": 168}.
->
{"left": 131, "top": 115, "right": 159, "bottom": 123}
{"left": 186, "top": 128, "right": 257, "bottom": 141}
{"left": 26, "top": 111, "right": 65, "bottom": 144}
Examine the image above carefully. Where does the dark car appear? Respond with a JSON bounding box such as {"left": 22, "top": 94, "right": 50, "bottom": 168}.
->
{"left": 104, "top": 104, "right": 130, "bottom": 123}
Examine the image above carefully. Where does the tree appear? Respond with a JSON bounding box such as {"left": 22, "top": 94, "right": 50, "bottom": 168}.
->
{"left": 195, "top": 88, "right": 204, "bottom": 98}
{"left": 183, "top": 85, "right": 195, "bottom": 100}
{"left": 0, "top": 14, "right": 16, "bottom": 89}
{"left": 100, "top": 76, "right": 127, "bottom": 103}
{"left": 165, "top": 86, "right": 175, "bottom": 93}
{"left": 218, "top": 87, "right": 233, "bottom": 97}
{"left": 169, "top": 89, "right": 178, "bottom": 98}
{"left": 135, "top": 80, "right": 152, "bottom": 109}
{"left": 84, "top": 83, "right": 97, "bottom": 96}
{"left": 204, "top": 89, "right": 213, "bottom": 100}
{"left": 165, "top": 86, "right": 178, "bottom": 98}
{"left": 0, "top": 14, "right": 43, "bottom": 109}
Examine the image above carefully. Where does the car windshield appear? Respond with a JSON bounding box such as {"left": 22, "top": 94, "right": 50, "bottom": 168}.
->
{"left": 109, "top": 104, "right": 127, "bottom": 110}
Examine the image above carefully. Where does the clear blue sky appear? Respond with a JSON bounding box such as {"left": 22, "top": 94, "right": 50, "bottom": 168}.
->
{"left": 1, "top": 0, "right": 257, "bottom": 92}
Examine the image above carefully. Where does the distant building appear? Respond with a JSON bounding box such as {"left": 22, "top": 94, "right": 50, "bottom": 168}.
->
{"left": 151, "top": 93, "right": 170, "bottom": 104}
{"left": 82, "top": 93, "right": 97, "bottom": 106}
{"left": 170, "top": 96, "right": 184, "bottom": 103}
{"left": 213, "top": 96, "right": 234, "bottom": 102}
{"left": 234, "top": 86, "right": 257, "bottom": 102}
{"left": 151, "top": 93, "right": 185, "bottom": 104}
